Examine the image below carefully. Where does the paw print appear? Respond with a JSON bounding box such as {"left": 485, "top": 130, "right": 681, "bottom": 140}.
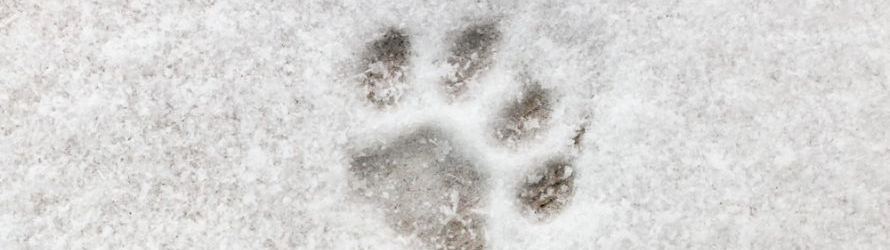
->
{"left": 350, "top": 20, "right": 580, "bottom": 250}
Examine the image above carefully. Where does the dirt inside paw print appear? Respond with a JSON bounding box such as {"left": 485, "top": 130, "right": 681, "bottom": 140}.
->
{"left": 518, "top": 160, "right": 575, "bottom": 221}
{"left": 495, "top": 82, "right": 553, "bottom": 143}
{"left": 361, "top": 28, "right": 412, "bottom": 107}
{"left": 444, "top": 22, "right": 501, "bottom": 95}
{"left": 349, "top": 127, "right": 488, "bottom": 249}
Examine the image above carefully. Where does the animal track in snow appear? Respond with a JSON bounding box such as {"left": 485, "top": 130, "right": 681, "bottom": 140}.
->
{"left": 349, "top": 21, "right": 579, "bottom": 250}
{"left": 443, "top": 22, "right": 501, "bottom": 96}
{"left": 517, "top": 159, "right": 576, "bottom": 222}
{"left": 493, "top": 79, "right": 554, "bottom": 144}
{"left": 350, "top": 127, "right": 487, "bottom": 250}
{"left": 360, "top": 28, "right": 412, "bottom": 107}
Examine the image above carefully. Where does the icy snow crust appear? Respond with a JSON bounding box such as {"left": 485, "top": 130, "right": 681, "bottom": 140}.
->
{"left": 2, "top": 0, "right": 890, "bottom": 249}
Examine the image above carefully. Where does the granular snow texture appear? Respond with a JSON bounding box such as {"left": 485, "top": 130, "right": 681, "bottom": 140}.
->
{"left": 2, "top": 0, "right": 890, "bottom": 249}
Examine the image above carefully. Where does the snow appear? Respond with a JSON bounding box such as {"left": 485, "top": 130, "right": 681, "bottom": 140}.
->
{"left": 2, "top": 0, "right": 890, "bottom": 249}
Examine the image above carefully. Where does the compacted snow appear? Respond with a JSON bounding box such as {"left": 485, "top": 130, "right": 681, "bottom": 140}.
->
{"left": 2, "top": 0, "right": 890, "bottom": 249}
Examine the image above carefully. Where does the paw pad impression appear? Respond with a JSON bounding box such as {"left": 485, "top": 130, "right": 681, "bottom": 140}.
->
{"left": 361, "top": 28, "right": 412, "bottom": 107}
{"left": 349, "top": 127, "right": 487, "bottom": 250}
{"left": 517, "top": 160, "right": 576, "bottom": 221}
{"left": 444, "top": 22, "right": 501, "bottom": 96}
{"left": 494, "top": 81, "right": 553, "bottom": 143}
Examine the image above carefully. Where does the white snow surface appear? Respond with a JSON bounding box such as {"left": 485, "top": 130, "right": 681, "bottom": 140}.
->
{"left": 2, "top": 0, "right": 890, "bottom": 249}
